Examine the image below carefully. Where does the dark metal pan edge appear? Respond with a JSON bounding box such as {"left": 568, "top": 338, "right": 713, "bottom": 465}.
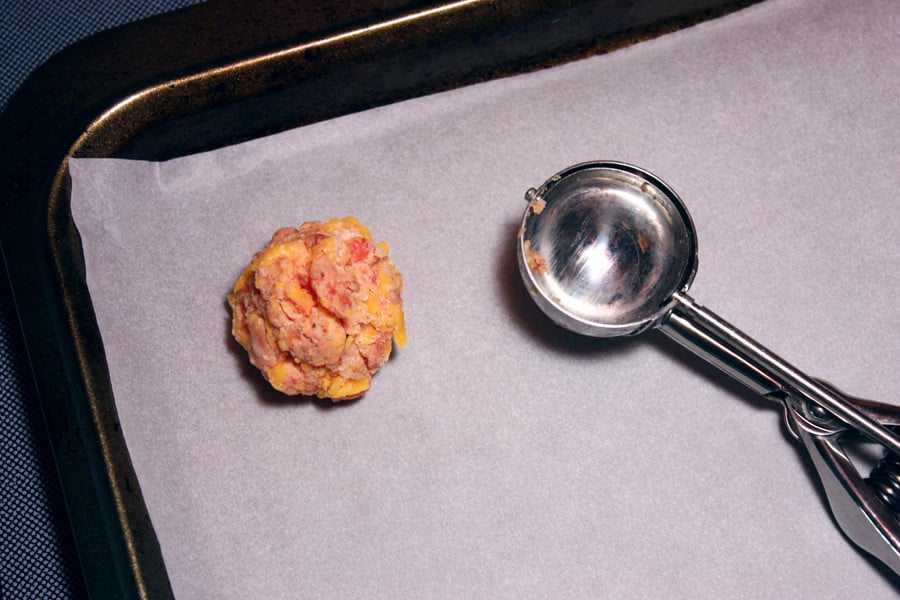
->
{"left": 0, "top": 0, "right": 760, "bottom": 597}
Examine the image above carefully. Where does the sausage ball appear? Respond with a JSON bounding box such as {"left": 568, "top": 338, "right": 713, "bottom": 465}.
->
{"left": 229, "top": 217, "right": 406, "bottom": 400}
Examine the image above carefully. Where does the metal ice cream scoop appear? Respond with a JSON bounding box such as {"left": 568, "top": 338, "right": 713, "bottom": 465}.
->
{"left": 517, "top": 161, "right": 900, "bottom": 575}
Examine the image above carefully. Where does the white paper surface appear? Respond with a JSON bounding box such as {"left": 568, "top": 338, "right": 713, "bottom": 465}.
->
{"left": 70, "top": 0, "right": 900, "bottom": 597}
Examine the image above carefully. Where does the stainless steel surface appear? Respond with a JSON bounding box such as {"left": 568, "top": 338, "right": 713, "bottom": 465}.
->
{"left": 662, "top": 293, "right": 900, "bottom": 456}
{"left": 785, "top": 385, "right": 900, "bottom": 576}
{"left": 517, "top": 161, "right": 900, "bottom": 574}
{"left": 517, "top": 162, "right": 697, "bottom": 337}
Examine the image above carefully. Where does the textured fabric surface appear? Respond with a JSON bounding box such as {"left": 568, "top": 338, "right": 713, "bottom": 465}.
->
{"left": 0, "top": 1, "right": 204, "bottom": 113}
{"left": 0, "top": 2, "right": 204, "bottom": 598}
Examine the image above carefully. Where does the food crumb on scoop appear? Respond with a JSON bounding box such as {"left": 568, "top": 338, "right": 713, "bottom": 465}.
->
{"left": 228, "top": 217, "right": 406, "bottom": 401}
{"left": 523, "top": 239, "right": 549, "bottom": 277}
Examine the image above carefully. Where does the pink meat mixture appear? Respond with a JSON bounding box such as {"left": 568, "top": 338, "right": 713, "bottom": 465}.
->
{"left": 228, "top": 217, "right": 406, "bottom": 400}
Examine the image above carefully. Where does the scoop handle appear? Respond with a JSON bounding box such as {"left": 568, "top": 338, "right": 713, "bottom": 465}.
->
{"left": 660, "top": 292, "right": 900, "bottom": 455}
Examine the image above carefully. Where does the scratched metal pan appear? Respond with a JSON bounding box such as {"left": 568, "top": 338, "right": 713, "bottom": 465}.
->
{"left": 0, "top": 0, "right": 758, "bottom": 597}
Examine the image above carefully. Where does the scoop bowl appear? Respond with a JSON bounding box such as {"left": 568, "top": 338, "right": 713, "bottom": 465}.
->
{"left": 517, "top": 161, "right": 698, "bottom": 337}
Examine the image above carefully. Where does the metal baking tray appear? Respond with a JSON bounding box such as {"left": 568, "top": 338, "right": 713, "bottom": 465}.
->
{"left": 0, "top": 1, "right": 758, "bottom": 597}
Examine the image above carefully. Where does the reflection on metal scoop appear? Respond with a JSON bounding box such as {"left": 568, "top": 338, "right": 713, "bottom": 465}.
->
{"left": 517, "top": 161, "right": 900, "bottom": 575}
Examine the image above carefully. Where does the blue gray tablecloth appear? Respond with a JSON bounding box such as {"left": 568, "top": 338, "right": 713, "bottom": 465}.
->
{"left": 0, "top": 3, "right": 203, "bottom": 597}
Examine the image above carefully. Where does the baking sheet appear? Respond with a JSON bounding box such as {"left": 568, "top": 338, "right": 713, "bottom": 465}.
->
{"left": 69, "top": 0, "right": 899, "bottom": 596}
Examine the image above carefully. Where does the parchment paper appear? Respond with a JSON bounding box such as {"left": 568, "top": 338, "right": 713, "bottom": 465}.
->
{"left": 70, "top": 0, "right": 900, "bottom": 597}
